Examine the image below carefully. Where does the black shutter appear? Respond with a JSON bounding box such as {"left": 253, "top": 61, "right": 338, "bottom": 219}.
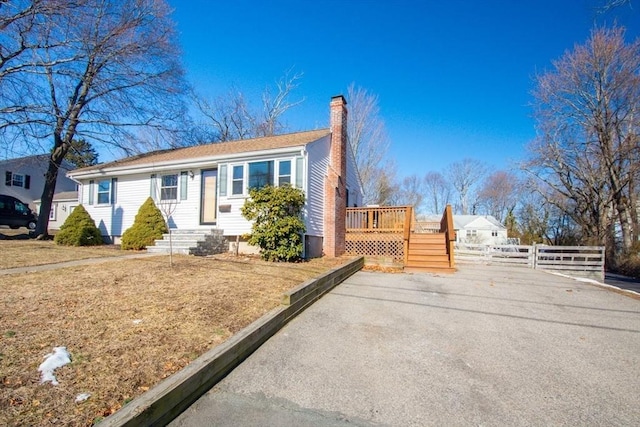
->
{"left": 25, "top": 175, "right": 31, "bottom": 189}
{"left": 5, "top": 171, "right": 11, "bottom": 186}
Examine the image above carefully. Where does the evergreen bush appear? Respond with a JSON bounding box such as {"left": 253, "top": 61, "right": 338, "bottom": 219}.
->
{"left": 54, "top": 205, "right": 104, "bottom": 246}
{"left": 121, "top": 197, "right": 168, "bottom": 250}
{"left": 241, "top": 185, "right": 306, "bottom": 262}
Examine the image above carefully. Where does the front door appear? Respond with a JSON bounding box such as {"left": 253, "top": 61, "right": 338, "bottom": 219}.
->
{"left": 200, "top": 169, "right": 217, "bottom": 224}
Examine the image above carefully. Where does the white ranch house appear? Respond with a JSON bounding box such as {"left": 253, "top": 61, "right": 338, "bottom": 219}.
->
{"left": 454, "top": 215, "right": 508, "bottom": 245}
{"left": 67, "top": 96, "right": 361, "bottom": 258}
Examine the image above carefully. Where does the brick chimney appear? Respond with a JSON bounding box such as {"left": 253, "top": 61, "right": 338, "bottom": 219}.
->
{"left": 324, "top": 95, "right": 348, "bottom": 257}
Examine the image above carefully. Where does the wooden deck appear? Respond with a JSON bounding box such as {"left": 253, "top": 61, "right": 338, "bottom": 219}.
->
{"left": 345, "top": 205, "right": 455, "bottom": 272}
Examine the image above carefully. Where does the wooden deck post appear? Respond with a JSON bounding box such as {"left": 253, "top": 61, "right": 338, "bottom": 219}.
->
{"left": 444, "top": 204, "right": 455, "bottom": 268}
{"left": 404, "top": 206, "right": 412, "bottom": 264}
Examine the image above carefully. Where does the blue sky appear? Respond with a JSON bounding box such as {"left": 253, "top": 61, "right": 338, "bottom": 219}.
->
{"left": 169, "top": 0, "right": 640, "bottom": 179}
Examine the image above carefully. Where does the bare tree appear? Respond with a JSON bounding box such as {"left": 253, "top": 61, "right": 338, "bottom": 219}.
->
{"left": 594, "top": 0, "right": 633, "bottom": 14}
{"left": 0, "top": 0, "right": 65, "bottom": 126}
{"left": 257, "top": 69, "right": 304, "bottom": 137}
{"left": 0, "top": 1, "right": 57, "bottom": 78}
{"left": 423, "top": 171, "right": 451, "bottom": 215}
{"left": 191, "top": 87, "right": 254, "bottom": 143}
{"left": 447, "top": 158, "right": 488, "bottom": 215}
{"left": 396, "top": 174, "right": 425, "bottom": 212}
{"left": 0, "top": 0, "right": 186, "bottom": 236}
{"left": 367, "top": 161, "right": 399, "bottom": 206}
{"left": 526, "top": 26, "right": 640, "bottom": 253}
{"left": 516, "top": 189, "right": 583, "bottom": 246}
{"left": 346, "top": 84, "right": 390, "bottom": 206}
{"left": 192, "top": 70, "right": 303, "bottom": 143}
{"left": 476, "top": 170, "right": 521, "bottom": 223}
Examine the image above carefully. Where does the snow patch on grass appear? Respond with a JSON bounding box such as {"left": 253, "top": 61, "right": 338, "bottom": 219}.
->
{"left": 38, "top": 347, "right": 71, "bottom": 385}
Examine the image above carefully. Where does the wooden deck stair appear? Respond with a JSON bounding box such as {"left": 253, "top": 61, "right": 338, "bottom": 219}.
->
{"left": 405, "top": 232, "right": 455, "bottom": 273}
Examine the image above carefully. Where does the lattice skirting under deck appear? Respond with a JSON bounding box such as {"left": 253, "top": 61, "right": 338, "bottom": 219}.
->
{"left": 345, "top": 232, "right": 404, "bottom": 261}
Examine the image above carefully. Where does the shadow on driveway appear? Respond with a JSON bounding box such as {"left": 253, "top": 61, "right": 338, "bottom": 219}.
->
{"left": 605, "top": 272, "right": 640, "bottom": 293}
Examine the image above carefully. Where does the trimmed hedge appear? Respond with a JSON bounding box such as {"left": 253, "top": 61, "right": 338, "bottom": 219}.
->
{"left": 121, "top": 197, "right": 167, "bottom": 250}
{"left": 54, "top": 205, "right": 103, "bottom": 246}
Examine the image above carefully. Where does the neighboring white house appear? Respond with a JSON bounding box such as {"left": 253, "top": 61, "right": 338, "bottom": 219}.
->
{"left": 1, "top": 155, "right": 77, "bottom": 208}
{"left": 34, "top": 191, "right": 79, "bottom": 230}
{"left": 454, "top": 215, "right": 508, "bottom": 245}
{"left": 67, "top": 95, "right": 362, "bottom": 258}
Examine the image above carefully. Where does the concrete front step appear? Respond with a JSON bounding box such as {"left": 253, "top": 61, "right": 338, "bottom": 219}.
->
{"left": 166, "top": 229, "right": 221, "bottom": 234}
{"left": 161, "top": 234, "right": 208, "bottom": 241}
{"left": 149, "top": 228, "right": 228, "bottom": 256}
{"left": 153, "top": 239, "right": 201, "bottom": 248}
{"left": 147, "top": 246, "right": 192, "bottom": 255}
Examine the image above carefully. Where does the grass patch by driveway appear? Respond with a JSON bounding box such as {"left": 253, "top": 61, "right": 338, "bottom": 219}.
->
{"left": 0, "top": 252, "right": 348, "bottom": 426}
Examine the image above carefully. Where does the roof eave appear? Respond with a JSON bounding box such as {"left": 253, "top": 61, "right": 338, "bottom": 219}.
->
{"left": 68, "top": 145, "right": 308, "bottom": 180}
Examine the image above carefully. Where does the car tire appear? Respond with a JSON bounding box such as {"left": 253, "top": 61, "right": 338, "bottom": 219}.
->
{"left": 27, "top": 221, "right": 37, "bottom": 230}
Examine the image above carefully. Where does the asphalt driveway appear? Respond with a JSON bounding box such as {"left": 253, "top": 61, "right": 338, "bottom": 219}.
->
{"left": 171, "top": 265, "right": 640, "bottom": 426}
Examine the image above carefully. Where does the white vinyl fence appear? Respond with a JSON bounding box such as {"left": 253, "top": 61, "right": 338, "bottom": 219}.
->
{"left": 454, "top": 244, "right": 605, "bottom": 280}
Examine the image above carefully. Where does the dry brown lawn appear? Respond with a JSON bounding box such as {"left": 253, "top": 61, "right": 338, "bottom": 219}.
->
{"left": 0, "top": 241, "right": 349, "bottom": 426}
{"left": 0, "top": 231, "right": 122, "bottom": 270}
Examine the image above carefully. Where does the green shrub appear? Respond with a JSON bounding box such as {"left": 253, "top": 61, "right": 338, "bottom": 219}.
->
{"left": 54, "top": 205, "right": 103, "bottom": 246}
{"left": 241, "top": 185, "right": 306, "bottom": 262}
{"left": 121, "top": 197, "right": 167, "bottom": 250}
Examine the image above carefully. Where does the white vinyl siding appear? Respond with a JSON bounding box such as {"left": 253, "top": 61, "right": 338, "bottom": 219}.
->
{"left": 82, "top": 171, "right": 202, "bottom": 239}
{"left": 305, "top": 135, "right": 331, "bottom": 237}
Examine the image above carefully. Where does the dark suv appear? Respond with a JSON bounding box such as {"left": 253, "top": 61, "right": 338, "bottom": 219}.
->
{"left": 0, "top": 194, "right": 38, "bottom": 230}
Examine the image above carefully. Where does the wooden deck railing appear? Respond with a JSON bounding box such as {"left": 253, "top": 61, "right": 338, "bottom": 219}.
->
{"left": 440, "top": 205, "right": 455, "bottom": 268}
{"left": 345, "top": 206, "right": 411, "bottom": 261}
{"left": 345, "top": 206, "right": 410, "bottom": 232}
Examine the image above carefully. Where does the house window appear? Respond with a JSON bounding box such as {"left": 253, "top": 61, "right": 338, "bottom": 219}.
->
{"left": 232, "top": 165, "right": 244, "bottom": 195}
{"left": 248, "top": 161, "right": 274, "bottom": 189}
{"left": 4, "top": 171, "right": 30, "bottom": 189}
{"left": 491, "top": 230, "right": 498, "bottom": 237}
{"left": 49, "top": 205, "right": 56, "bottom": 220}
{"left": 161, "top": 174, "right": 178, "bottom": 200}
{"left": 97, "top": 180, "right": 111, "bottom": 204}
{"left": 466, "top": 229, "right": 477, "bottom": 237}
{"left": 278, "top": 160, "right": 291, "bottom": 186}
{"left": 12, "top": 173, "right": 24, "bottom": 187}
